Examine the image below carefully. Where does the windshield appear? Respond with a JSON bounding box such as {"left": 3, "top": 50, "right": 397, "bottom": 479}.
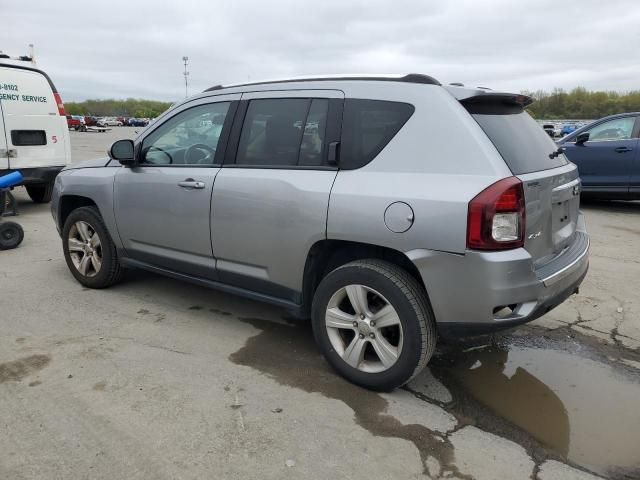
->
{"left": 472, "top": 111, "right": 569, "bottom": 175}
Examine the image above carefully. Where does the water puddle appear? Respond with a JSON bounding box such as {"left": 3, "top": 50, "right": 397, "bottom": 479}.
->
{"left": 230, "top": 317, "right": 469, "bottom": 478}
{"left": 229, "top": 315, "right": 640, "bottom": 479}
{"left": 432, "top": 342, "right": 640, "bottom": 478}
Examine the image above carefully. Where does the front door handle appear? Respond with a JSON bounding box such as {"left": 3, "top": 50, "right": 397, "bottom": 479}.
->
{"left": 178, "top": 179, "right": 205, "bottom": 189}
{"left": 614, "top": 146, "right": 633, "bottom": 153}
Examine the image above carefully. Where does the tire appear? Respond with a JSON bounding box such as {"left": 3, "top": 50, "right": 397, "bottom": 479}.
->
{"left": 62, "top": 206, "right": 123, "bottom": 288}
{"left": 26, "top": 182, "right": 54, "bottom": 203}
{"left": 0, "top": 221, "right": 24, "bottom": 250}
{"left": 311, "top": 259, "right": 436, "bottom": 391}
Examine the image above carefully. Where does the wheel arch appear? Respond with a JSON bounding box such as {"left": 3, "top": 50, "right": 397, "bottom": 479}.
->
{"left": 58, "top": 195, "right": 99, "bottom": 231}
{"left": 301, "top": 239, "right": 427, "bottom": 317}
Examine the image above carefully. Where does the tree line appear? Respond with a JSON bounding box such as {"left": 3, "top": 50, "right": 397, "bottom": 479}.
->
{"left": 64, "top": 98, "right": 173, "bottom": 118}
{"left": 64, "top": 88, "right": 640, "bottom": 121}
{"left": 525, "top": 87, "right": 640, "bottom": 120}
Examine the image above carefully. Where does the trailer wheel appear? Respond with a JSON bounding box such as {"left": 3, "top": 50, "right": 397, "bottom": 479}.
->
{"left": 0, "top": 221, "right": 24, "bottom": 250}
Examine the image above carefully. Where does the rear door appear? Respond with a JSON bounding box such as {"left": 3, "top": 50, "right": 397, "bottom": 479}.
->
{"left": 211, "top": 90, "right": 343, "bottom": 302}
{"left": 0, "top": 99, "right": 8, "bottom": 170}
{"left": 0, "top": 65, "right": 68, "bottom": 169}
{"left": 468, "top": 103, "right": 582, "bottom": 267}
{"left": 561, "top": 116, "right": 637, "bottom": 195}
{"left": 114, "top": 95, "right": 238, "bottom": 279}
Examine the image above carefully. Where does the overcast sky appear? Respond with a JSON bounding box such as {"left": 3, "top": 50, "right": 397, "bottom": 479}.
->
{"left": 2, "top": 0, "right": 639, "bottom": 102}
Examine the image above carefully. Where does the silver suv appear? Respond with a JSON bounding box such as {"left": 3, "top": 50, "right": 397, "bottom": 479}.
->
{"left": 51, "top": 74, "right": 589, "bottom": 391}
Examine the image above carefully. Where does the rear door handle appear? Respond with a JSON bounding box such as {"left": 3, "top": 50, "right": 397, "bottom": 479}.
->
{"left": 178, "top": 179, "right": 205, "bottom": 189}
{"left": 614, "top": 147, "right": 633, "bottom": 153}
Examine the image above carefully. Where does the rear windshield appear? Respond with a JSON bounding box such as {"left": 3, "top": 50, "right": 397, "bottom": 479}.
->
{"left": 471, "top": 111, "right": 568, "bottom": 175}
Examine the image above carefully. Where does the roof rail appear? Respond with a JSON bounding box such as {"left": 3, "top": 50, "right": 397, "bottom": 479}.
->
{"left": 204, "top": 73, "right": 440, "bottom": 92}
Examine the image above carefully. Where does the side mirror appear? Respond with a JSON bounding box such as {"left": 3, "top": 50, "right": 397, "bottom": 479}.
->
{"left": 109, "top": 139, "right": 136, "bottom": 165}
{"left": 575, "top": 132, "right": 590, "bottom": 145}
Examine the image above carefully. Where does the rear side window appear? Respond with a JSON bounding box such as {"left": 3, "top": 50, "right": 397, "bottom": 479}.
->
{"left": 340, "top": 99, "right": 414, "bottom": 169}
{"left": 236, "top": 98, "right": 328, "bottom": 167}
{"left": 11, "top": 130, "right": 46, "bottom": 146}
{"left": 470, "top": 109, "right": 569, "bottom": 175}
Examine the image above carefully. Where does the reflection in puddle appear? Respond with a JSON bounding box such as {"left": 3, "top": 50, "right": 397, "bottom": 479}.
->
{"left": 435, "top": 345, "right": 640, "bottom": 478}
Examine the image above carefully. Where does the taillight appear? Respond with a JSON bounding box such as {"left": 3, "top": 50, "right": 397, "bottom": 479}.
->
{"left": 467, "top": 176, "right": 525, "bottom": 250}
{"left": 53, "top": 92, "right": 66, "bottom": 116}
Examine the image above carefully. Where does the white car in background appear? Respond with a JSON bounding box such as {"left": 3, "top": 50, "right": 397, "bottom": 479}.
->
{"left": 0, "top": 61, "right": 71, "bottom": 203}
{"left": 97, "top": 117, "right": 123, "bottom": 127}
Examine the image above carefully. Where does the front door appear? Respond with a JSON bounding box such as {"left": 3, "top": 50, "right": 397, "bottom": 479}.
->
{"left": 211, "top": 91, "right": 343, "bottom": 302}
{"left": 563, "top": 116, "right": 637, "bottom": 195}
{"left": 114, "top": 95, "right": 238, "bottom": 279}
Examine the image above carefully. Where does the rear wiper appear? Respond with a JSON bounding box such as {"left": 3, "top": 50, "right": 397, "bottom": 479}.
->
{"left": 549, "top": 147, "right": 565, "bottom": 159}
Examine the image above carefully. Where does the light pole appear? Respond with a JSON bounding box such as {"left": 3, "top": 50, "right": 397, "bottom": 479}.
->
{"left": 182, "top": 56, "right": 189, "bottom": 98}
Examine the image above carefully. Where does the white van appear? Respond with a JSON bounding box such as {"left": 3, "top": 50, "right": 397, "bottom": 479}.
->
{"left": 0, "top": 62, "right": 71, "bottom": 202}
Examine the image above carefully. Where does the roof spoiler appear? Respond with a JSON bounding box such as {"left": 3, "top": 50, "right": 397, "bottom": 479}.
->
{"left": 458, "top": 92, "right": 533, "bottom": 114}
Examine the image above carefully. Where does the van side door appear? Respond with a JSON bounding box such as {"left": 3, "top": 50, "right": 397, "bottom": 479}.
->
{"left": 211, "top": 90, "right": 343, "bottom": 304}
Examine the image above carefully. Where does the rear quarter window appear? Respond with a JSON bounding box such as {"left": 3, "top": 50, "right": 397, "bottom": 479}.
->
{"left": 340, "top": 99, "right": 414, "bottom": 169}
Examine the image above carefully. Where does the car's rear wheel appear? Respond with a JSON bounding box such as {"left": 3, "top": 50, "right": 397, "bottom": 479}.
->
{"left": 26, "top": 182, "right": 54, "bottom": 203}
{"left": 62, "top": 206, "right": 123, "bottom": 288}
{"left": 312, "top": 259, "right": 436, "bottom": 391}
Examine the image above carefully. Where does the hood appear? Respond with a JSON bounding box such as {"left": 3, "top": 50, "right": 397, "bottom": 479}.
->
{"left": 62, "top": 157, "right": 117, "bottom": 171}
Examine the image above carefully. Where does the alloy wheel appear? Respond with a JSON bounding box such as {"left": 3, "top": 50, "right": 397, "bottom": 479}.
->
{"left": 325, "top": 284, "right": 403, "bottom": 373}
{"left": 67, "top": 221, "right": 102, "bottom": 277}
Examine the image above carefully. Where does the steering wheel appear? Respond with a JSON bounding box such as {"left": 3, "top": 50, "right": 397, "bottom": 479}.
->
{"left": 146, "top": 145, "right": 173, "bottom": 164}
{"left": 185, "top": 143, "right": 216, "bottom": 164}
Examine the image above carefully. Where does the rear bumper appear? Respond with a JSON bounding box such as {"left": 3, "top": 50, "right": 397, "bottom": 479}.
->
{"left": 0, "top": 167, "right": 63, "bottom": 185}
{"left": 408, "top": 217, "right": 589, "bottom": 339}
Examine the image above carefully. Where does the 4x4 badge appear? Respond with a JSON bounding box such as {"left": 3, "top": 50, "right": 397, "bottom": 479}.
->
{"left": 573, "top": 185, "right": 581, "bottom": 196}
{"left": 528, "top": 231, "right": 542, "bottom": 240}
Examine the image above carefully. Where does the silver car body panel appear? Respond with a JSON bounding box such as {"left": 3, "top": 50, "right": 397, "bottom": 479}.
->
{"left": 51, "top": 76, "right": 589, "bottom": 336}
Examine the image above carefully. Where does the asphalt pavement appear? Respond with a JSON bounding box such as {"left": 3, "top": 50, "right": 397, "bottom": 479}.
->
{"left": 1, "top": 128, "right": 638, "bottom": 480}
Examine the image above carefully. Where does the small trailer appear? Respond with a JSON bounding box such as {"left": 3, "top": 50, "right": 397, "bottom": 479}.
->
{"left": 85, "top": 125, "right": 111, "bottom": 133}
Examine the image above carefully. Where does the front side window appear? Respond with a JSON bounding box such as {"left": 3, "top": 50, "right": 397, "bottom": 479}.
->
{"left": 141, "top": 102, "right": 230, "bottom": 165}
{"left": 584, "top": 117, "right": 635, "bottom": 142}
{"left": 236, "top": 98, "right": 329, "bottom": 167}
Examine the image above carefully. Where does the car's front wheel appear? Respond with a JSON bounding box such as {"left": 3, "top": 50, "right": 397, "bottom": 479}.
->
{"left": 62, "top": 206, "right": 123, "bottom": 288}
{"left": 312, "top": 259, "right": 436, "bottom": 391}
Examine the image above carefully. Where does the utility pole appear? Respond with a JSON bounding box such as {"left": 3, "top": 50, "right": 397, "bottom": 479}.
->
{"left": 182, "top": 56, "right": 189, "bottom": 98}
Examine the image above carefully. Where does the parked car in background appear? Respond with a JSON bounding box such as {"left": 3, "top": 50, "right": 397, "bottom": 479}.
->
{"left": 128, "top": 118, "right": 149, "bottom": 127}
{"left": 66, "top": 115, "right": 86, "bottom": 131}
{"left": 84, "top": 116, "right": 99, "bottom": 126}
{"left": 51, "top": 74, "right": 589, "bottom": 391}
{"left": 558, "top": 112, "right": 640, "bottom": 199}
{"left": 98, "top": 117, "right": 123, "bottom": 127}
{"left": 117, "top": 117, "right": 129, "bottom": 126}
{"left": 542, "top": 123, "right": 555, "bottom": 137}
{"left": 0, "top": 61, "right": 71, "bottom": 203}
{"left": 561, "top": 123, "right": 578, "bottom": 136}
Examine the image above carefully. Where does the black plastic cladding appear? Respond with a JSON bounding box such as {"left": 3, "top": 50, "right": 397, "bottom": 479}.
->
{"left": 203, "top": 73, "right": 441, "bottom": 92}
